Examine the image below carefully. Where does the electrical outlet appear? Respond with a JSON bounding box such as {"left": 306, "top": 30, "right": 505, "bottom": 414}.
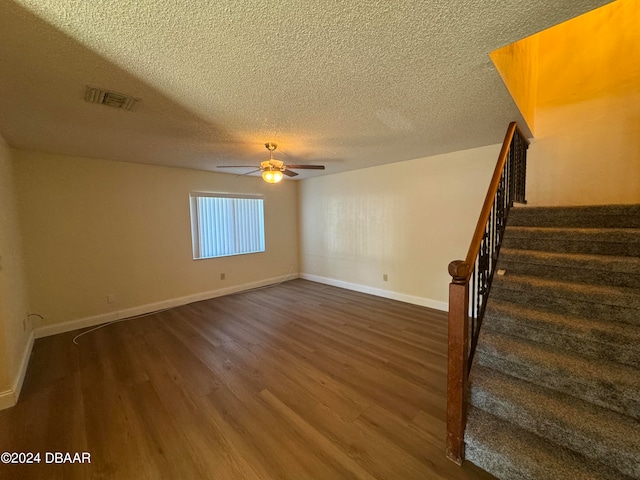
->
{"left": 383, "top": 273, "right": 388, "bottom": 282}
{"left": 220, "top": 273, "right": 226, "bottom": 280}
{"left": 107, "top": 294, "right": 116, "bottom": 304}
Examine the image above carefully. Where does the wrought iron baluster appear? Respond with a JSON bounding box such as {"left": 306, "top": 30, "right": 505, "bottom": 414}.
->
{"left": 471, "top": 262, "right": 477, "bottom": 357}
{"left": 447, "top": 123, "right": 529, "bottom": 464}
{"left": 491, "top": 201, "right": 497, "bottom": 273}
{"left": 497, "top": 169, "right": 506, "bottom": 245}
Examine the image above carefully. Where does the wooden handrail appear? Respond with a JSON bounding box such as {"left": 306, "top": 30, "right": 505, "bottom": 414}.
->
{"left": 446, "top": 121, "right": 529, "bottom": 465}
{"left": 450, "top": 122, "right": 530, "bottom": 284}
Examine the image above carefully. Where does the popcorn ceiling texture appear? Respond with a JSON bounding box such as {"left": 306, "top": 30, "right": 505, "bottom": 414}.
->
{"left": 0, "top": 0, "right": 613, "bottom": 177}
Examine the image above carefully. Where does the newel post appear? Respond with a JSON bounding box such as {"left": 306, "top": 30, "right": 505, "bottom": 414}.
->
{"left": 446, "top": 260, "right": 470, "bottom": 465}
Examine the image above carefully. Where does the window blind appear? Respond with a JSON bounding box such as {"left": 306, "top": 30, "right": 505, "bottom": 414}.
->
{"left": 191, "top": 194, "right": 265, "bottom": 259}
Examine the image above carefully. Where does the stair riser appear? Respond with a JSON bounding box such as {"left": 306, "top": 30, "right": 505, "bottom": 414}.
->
{"left": 509, "top": 215, "right": 640, "bottom": 229}
{"left": 475, "top": 351, "right": 640, "bottom": 420}
{"left": 497, "top": 260, "right": 640, "bottom": 289}
{"left": 502, "top": 237, "right": 640, "bottom": 256}
{"left": 482, "top": 313, "right": 640, "bottom": 369}
{"left": 464, "top": 443, "right": 532, "bottom": 480}
{"left": 508, "top": 206, "right": 640, "bottom": 228}
{"left": 468, "top": 384, "right": 640, "bottom": 478}
{"left": 490, "top": 288, "right": 640, "bottom": 326}
{"left": 465, "top": 407, "right": 634, "bottom": 480}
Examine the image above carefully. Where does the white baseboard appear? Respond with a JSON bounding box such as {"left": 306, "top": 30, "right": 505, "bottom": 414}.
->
{"left": 300, "top": 273, "right": 448, "bottom": 311}
{"left": 0, "top": 330, "right": 35, "bottom": 411}
{"left": 0, "top": 389, "right": 14, "bottom": 410}
{"left": 13, "top": 330, "right": 34, "bottom": 400}
{"left": 34, "top": 274, "right": 300, "bottom": 339}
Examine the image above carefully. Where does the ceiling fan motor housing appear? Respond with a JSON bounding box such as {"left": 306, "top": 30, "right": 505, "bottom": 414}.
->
{"left": 261, "top": 159, "right": 285, "bottom": 170}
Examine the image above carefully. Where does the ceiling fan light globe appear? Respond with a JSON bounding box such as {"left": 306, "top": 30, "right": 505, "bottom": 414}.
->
{"left": 262, "top": 170, "right": 283, "bottom": 184}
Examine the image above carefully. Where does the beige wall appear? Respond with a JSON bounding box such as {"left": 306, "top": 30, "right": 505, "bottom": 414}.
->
{"left": 0, "top": 138, "right": 31, "bottom": 397}
{"left": 299, "top": 144, "right": 500, "bottom": 309}
{"left": 527, "top": 94, "right": 640, "bottom": 206}
{"left": 13, "top": 150, "right": 299, "bottom": 330}
{"left": 0, "top": 287, "right": 10, "bottom": 394}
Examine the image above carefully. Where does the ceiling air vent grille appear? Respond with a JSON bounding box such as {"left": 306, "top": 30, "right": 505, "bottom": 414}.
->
{"left": 84, "top": 86, "right": 140, "bottom": 111}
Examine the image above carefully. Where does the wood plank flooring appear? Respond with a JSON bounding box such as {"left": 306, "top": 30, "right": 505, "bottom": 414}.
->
{"left": 0, "top": 279, "right": 494, "bottom": 480}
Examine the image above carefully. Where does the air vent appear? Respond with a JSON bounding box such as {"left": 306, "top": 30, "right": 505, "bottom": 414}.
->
{"left": 84, "top": 86, "right": 140, "bottom": 111}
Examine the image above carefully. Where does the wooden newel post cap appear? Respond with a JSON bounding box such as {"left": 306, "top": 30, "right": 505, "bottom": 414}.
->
{"left": 448, "top": 261, "right": 470, "bottom": 284}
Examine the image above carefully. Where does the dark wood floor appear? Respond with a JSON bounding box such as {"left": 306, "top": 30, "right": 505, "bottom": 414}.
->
{"left": 0, "top": 279, "right": 494, "bottom": 480}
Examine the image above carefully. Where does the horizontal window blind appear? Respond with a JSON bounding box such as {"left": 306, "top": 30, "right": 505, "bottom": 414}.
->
{"left": 190, "top": 194, "right": 265, "bottom": 259}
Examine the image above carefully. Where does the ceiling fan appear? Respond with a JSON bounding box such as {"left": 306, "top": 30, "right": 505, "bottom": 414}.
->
{"left": 217, "top": 143, "right": 325, "bottom": 183}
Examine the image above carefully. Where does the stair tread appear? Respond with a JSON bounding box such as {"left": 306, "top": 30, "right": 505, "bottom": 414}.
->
{"left": 483, "top": 299, "right": 640, "bottom": 369}
{"left": 499, "top": 248, "right": 640, "bottom": 272}
{"left": 465, "top": 406, "right": 635, "bottom": 480}
{"left": 508, "top": 226, "right": 640, "bottom": 234}
{"left": 477, "top": 329, "right": 640, "bottom": 390}
{"left": 502, "top": 227, "right": 640, "bottom": 256}
{"left": 506, "top": 226, "right": 640, "bottom": 239}
{"left": 510, "top": 204, "right": 640, "bottom": 216}
{"left": 492, "top": 273, "right": 640, "bottom": 308}
{"left": 475, "top": 329, "right": 640, "bottom": 418}
{"left": 508, "top": 205, "right": 640, "bottom": 229}
{"left": 485, "top": 299, "right": 640, "bottom": 344}
{"left": 469, "top": 364, "right": 640, "bottom": 477}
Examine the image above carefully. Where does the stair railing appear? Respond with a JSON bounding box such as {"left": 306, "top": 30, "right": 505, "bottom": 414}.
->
{"left": 446, "top": 122, "right": 529, "bottom": 465}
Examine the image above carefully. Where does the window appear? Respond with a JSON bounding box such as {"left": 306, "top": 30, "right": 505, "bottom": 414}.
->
{"left": 190, "top": 193, "right": 265, "bottom": 259}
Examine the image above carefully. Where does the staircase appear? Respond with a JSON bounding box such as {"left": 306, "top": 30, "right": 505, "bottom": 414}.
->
{"left": 464, "top": 204, "right": 640, "bottom": 480}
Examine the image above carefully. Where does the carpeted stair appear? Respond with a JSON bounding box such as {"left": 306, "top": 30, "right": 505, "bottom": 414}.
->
{"left": 464, "top": 204, "right": 640, "bottom": 480}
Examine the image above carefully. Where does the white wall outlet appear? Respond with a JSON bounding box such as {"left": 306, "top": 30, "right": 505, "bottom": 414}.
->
{"left": 220, "top": 273, "right": 226, "bottom": 280}
{"left": 107, "top": 294, "right": 116, "bottom": 304}
{"left": 383, "top": 273, "right": 388, "bottom": 282}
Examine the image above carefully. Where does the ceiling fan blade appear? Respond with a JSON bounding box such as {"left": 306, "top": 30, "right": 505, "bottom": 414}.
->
{"left": 240, "top": 169, "right": 262, "bottom": 176}
{"left": 217, "top": 165, "right": 260, "bottom": 168}
{"left": 282, "top": 169, "right": 298, "bottom": 177}
{"left": 285, "top": 165, "right": 325, "bottom": 170}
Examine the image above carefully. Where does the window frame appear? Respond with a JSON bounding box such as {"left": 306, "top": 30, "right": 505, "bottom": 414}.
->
{"left": 189, "top": 192, "right": 266, "bottom": 260}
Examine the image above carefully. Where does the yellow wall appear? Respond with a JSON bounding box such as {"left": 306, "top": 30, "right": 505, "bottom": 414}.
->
{"left": 494, "top": 0, "right": 640, "bottom": 206}
{"left": 0, "top": 137, "right": 31, "bottom": 403}
{"left": 13, "top": 150, "right": 299, "bottom": 331}
{"left": 490, "top": 34, "right": 539, "bottom": 134}
{"left": 536, "top": 0, "right": 640, "bottom": 108}
{"left": 299, "top": 144, "right": 500, "bottom": 308}
{"left": 527, "top": 0, "right": 640, "bottom": 206}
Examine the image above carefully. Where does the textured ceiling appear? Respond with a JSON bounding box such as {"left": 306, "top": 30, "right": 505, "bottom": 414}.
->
{"left": 0, "top": 0, "right": 613, "bottom": 179}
